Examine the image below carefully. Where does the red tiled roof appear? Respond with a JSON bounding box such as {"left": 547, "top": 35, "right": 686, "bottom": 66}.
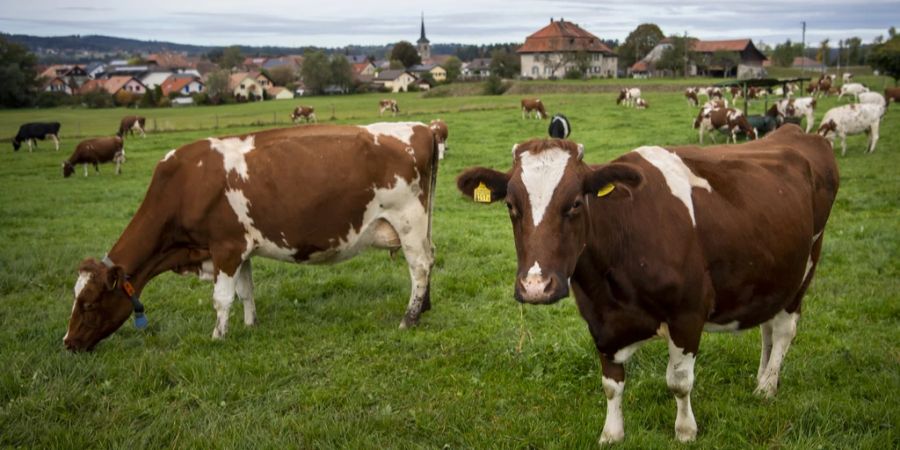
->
{"left": 161, "top": 76, "right": 198, "bottom": 96}
{"left": 690, "top": 39, "right": 752, "bottom": 53}
{"left": 517, "top": 20, "right": 614, "bottom": 54}
{"left": 631, "top": 61, "right": 649, "bottom": 72}
{"left": 103, "top": 76, "right": 136, "bottom": 95}
{"left": 146, "top": 53, "right": 194, "bottom": 69}
{"left": 78, "top": 79, "right": 106, "bottom": 94}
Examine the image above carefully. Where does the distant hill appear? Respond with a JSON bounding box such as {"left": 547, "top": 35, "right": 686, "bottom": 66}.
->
{"left": 3, "top": 32, "right": 526, "bottom": 64}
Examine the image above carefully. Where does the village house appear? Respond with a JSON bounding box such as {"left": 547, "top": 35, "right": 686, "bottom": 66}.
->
{"left": 631, "top": 38, "right": 768, "bottom": 78}
{"left": 251, "top": 71, "right": 274, "bottom": 90}
{"left": 462, "top": 58, "right": 492, "bottom": 79}
{"left": 372, "top": 70, "right": 417, "bottom": 92}
{"left": 141, "top": 72, "right": 175, "bottom": 90}
{"left": 78, "top": 76, "right": 147, "bottom": 96}
{"left": 39, "top": 65, "right": 88, "bottom": 94}
{"left": 229, "top": 72, "right": 264, "bottom": 100}
{"left": 409, "top": 63, "right": 447, "bottom": 82}
{"left": 792, "top": 56, "right": 826, "bottom": 72}
{"left": 161, "top": 75, "right": 204, "bottom": 96}
{"left": 352, "top": 62, "right": 377, "bottom": 77}
{"left": 517, "top": 18, "right": 618, "bottom": 79}
{"left": 266, "top": 86, "right": 295, "bottom": 100}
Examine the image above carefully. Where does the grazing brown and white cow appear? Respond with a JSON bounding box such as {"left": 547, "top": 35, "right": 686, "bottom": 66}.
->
{"left": 455, "top": 124, "right": 839, "bottom": 443}
{"left": 379, "top": 99, "right": 399, "bottom": 117}
{"left": 634, "top": 98, "right": 649, "bottom": 109}
{"left": 815, "top": 77, "right": 832, "bottom": 98}
{"left": 63, "top": 136, "right": 125, "bottom": 177}
{"left": 118, "top": 116, "right": 146, "bottom": 138}
{"left": 838, "top": 82, "right": 869, "bottom": 101}
{"left": 615, "top": 88, "right": 642, "bottom": 107}
{"left": 842, "top": 72, "right": 853, "bottom": 84}
{"left": 521, "top": 98, "right": 547, "bottom": 119}
{"left": 693, "top": 106, "right": 758, "bottom": 144}
{"left": 684, "top": 88, "right": 699, "bottom": 107}
{"left": 63, "top": 122, "right": 440, "bottom": 352}
{"left": 769, "top": 97, "right": 817, "bottom": 132}
{"left": 817, "top": 103, "right": 884, "bottom": 155}
{"left": 429, "top": 119, "right": 449, "bottom": 159}
{"left": 290, "top": 106, "right": 317, "bottom": 123}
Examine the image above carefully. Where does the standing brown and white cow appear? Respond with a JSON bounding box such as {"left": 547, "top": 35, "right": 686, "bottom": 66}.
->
{"left": 290, "top": 106, "right": 317, "bottom": 123}
{"left": 379, "top": 99, "right": 399, "bottom": 116}
{"left": 521, "top": 98, "right": 547, "bottom": 119}
{"left": 429, "top": 119, "right": 449, "bottom": 160}
{"left": 684, "top": 88, "right": 699, "bottom": 107}
{"left": 64, "top": 122, "right": 440, "bottom": 351}
{"left": 456, "top": 124, "right": 838, "bottom": 443}
{"left": 118, "top": 116, "right": 146, "bottom": 138}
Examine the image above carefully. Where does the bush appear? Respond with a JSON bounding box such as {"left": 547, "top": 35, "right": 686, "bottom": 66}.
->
{"left": 564, "top": 68, "right": 585, "bottom": 80}
{"left": 81, "top": 90, "right": 114, "bottom": 108}
{"left": 114, "top": 91, "right": 137, "bottom": 107}
{"left": 157, "top": 97, "right": 172, "bottom": 108}
{"left": 483, "top": 74, "right": 509, "bottom": 95}
{"left": 193, "top": 92, "right": 210, "bottom": 105}
{"left": 35, "top": 91, "right": 71, "bottom": 108}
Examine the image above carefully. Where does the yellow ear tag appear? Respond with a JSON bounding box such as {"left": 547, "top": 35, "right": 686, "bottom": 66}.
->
{"left": 597, "top": 183, "right": 615, "bottom": 197}
{"left": 474, "top": 182, "right": 492, "bottom": 203}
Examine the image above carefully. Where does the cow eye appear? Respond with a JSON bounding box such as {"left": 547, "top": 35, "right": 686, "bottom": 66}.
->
{"left": 506, "top": 201, "right": 519, "bottom": 218}
{"left": 565, "top": 199, "right": 583, "bottom": 217}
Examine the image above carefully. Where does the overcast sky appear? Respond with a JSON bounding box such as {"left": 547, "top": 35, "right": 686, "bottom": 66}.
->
{"left": 0, "top": 0, "right": 896, "bottom": 48}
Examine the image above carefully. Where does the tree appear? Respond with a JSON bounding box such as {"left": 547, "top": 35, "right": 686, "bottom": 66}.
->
{"left": 657, "top": 35, "right": 693, "bottom": 76}
{"left": 711, "top": 51, "right": 740, "bottom": 77}
{"left": 268, "top": 65, "right": 295, "bottom": 86}
{"left": 489, "top": 48, "right": 520, "bottom": 78}
{"left": 868, "top": 34, "right": 900, "bottom": 84}
{"left": 330, "top": 54, "right": 353, "bottom": 92}
{"left": 443, "top": 56, "right": 462, "bottom": 82}
{"left": 772, "top": 39, "right": 803, "bottom": 67}
{"left": 618, "top": 23, "right": 665, "bottom": 69}
{"left": 205, "top": 69, "right": 232, "bottom": 100}
{"left": 0, "top": 36, "right": 41, "bottom": 108}
{"left": 847, "top": 36, "right": 865, "bottom": 66}
{"left": 390, "top": 41, "right": 421, "bottom": 69}
{"left": 221, "top": 45, "right": 243, "bottom": 70}
{"left": 816, "top": 39, "right": 830, "bottom": 65}
{"left": 300, "top": 50, "right": 331, "bottom": 94}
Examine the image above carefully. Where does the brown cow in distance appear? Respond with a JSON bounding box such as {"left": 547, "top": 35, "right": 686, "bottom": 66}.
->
{"left": 290, "top": 106, "right": 317, "bottom": 123}
{"left": 684, "top": 88, "right": 699, "bottom": 107}
{"left": 64, "top": 122, "right": 440, "bottom": 352}
{"left": 379, "top": 99, "right": 399, "bottom": 116}
{"left": 521, "top": 98, "right": 547, "bottom": 119}
{"left": 118, "top": 116, "right": 146, "bottom": 138}
{"left": 63, "top": 136, "right": 125, "bottom": 177}
{"left": 885, "top": 87, "right": 900, "bottom": 106}
{"left": 455, "top": 124, "right": 839, "bottom": 443}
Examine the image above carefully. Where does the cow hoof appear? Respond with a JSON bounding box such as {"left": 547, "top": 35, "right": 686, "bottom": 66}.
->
{"left": 599, "top": 430, "right": 624, "bottom": 445}
{"left": 399, "top": 314, "right": 420, "bottom": 330}
{"left": 675, "top": 426, "right": 697, "bottom": 442}
{"left": 212, "top": 327, "right": 226, "bottom": 340}
{"left": 753, "top": 381, "right": 778, "bottom": 399}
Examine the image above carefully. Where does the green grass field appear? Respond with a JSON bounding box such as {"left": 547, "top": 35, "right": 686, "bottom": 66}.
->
{"left": 0, "top": 86, "right": 897, "bottom": 449}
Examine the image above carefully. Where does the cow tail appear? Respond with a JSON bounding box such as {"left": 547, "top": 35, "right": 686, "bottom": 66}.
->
{"left": 426, "top": 130, "right": 440, "bottom": 243}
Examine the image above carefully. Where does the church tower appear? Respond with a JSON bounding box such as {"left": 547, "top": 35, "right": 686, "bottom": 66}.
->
{"left": 417, "top": 13, "right": 431, "bottom": 62}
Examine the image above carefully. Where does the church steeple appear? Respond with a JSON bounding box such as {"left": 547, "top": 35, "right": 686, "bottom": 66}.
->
{"left": 416, "top": 12, "right": 431, "bottom": 61}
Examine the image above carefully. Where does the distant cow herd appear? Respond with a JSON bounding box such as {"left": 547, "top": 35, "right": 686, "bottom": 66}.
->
{"left": 5, "top": 78, "right": 891, "bottom": 444}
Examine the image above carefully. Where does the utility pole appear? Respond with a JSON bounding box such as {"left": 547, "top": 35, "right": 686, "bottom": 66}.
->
{"left": 801, "top": 21, "right": 806, "bottom": 72}
{"left": 683, "top": 30, "right": 688, "bottom": 77}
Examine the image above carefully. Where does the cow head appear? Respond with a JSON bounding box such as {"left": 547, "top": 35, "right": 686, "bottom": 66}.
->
{"left": 64, "top": 259, "right": 134, "bottom": 351}
{"left": 62, "top": 161, "right": 75, "bottom": 178}
{"left": 457, "top": 139, "right": 643, "bottom": 304}
{"left": 817, "top": 119, "right": 838, "bottom": 139}
{"left": 616, "top": 89, "right": 626, "bottom": 105}
{"left": 12, "top": 138, "right": 21, "bottom": 151}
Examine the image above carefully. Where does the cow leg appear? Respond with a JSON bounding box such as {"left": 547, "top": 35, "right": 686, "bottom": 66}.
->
{"left": 840, "top": 133, "right": 848, "bottom": 156}
{"left": 698, "top": 127, "right": 704, "bottom": 145}
{"left": 755, "top": 310, "right": 799, "bottom": 398}
{"left": 757, "top": 321, "right": 774, "bottom": 382}
{"left": 28, "top": 139, "right": 33, "bottom": 152}
{"left": 51, "top": 134, "right": 59, "bottom": 151}
{"left": 665, "top": 319, "right": 701, "bottom": 442}
{"left": 805, "top": 112, "right": 815, "bottom": 133}
{"left": 397, "top": 215, "right": 434, "bottom": 329}
{"left": 211, "top": 251, "right": 243, "bottom": 339}
{"left": 83, "top": 163, "right": 88, "bottom": 177}
{"left": 235, "top": 258, "right": 256, "bottom": 326}
{"left": 868, "top": 123, "right": 879, "bottom": 153}
{"left": 599, "top": 355, "right": 626, "bottom": 444}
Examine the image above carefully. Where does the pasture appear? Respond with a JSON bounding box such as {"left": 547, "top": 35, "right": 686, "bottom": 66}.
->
{"left": 0, "top": 87, "right": 897, "bottom": 448}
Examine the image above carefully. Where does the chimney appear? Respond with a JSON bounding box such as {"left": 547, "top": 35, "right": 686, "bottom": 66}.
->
{"left": 550, "top": 17, "right": 553, "bottom": 23}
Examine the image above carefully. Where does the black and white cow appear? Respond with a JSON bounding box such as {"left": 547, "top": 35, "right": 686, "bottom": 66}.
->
{"left": 13, "top": 122, "right": 61, "bottom": 152}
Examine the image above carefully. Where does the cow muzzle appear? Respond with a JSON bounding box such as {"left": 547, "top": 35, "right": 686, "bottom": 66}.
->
{"left": 515, "top": 273, "right": 568, "bottom": 304}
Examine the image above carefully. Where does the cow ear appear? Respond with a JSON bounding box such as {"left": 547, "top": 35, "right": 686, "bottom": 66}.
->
{"left": 104, "top": 265, "right": 125, "bottom": 291}
{"left": 457, "top": 167, "right": 510, "bottom": 203}
{"left": 583, "top": 163, "right": 643, "bottom": 196}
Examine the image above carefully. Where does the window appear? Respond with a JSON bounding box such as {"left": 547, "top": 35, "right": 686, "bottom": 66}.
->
{"left": 532, "top": 66, "right": 539, "bottom": 75}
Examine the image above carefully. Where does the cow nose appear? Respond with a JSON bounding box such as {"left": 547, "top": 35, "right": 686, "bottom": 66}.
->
{"left": 517, "top": 274, "right": 559, "bottom": 303}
